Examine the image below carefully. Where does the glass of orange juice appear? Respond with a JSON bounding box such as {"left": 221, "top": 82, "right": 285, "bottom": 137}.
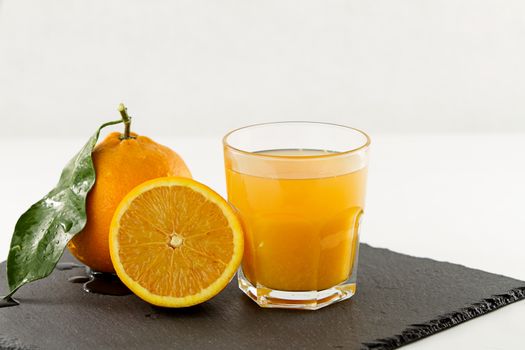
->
{"left": 223, "top": 122, "right": 370, "bottom": 310}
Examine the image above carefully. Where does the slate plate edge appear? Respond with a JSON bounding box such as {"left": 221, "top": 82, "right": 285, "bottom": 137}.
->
{"left": 361, "top": 286, "right": 525, "bottom": 350}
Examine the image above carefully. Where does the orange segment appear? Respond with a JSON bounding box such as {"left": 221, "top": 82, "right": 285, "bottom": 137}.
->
{"left": 109, "top": 177, "right": 243, "bottom": 307}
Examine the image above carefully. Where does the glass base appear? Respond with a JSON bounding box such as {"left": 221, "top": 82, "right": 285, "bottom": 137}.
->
{"left": 237, "top": 270, "right": 356, "bottom": 310}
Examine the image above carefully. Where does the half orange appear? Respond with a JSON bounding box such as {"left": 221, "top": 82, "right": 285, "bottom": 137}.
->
{"left": 109, "top": 177, "right": 243, "bottom": 307}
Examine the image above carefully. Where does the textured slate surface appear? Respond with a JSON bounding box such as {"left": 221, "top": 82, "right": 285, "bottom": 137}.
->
{"left": 1, "top": 244, "right": 524, "bottom": 350}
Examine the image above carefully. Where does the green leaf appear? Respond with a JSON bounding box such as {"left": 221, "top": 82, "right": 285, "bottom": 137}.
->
{"left": 5, "top": 119, "right": 123, "bottom": 297}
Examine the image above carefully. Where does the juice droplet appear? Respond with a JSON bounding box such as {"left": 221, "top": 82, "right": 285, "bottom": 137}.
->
{"left": 58, "top": 264, "right": 131, "bottom": 296}
{"left": 68, "top": 276, "right": 91, "bottom": 284}
{"left": 56, "top": 262, "right": 84, "bottom": 271}
{"left": 83, "top": 270, "right": 131, "bottom": 296}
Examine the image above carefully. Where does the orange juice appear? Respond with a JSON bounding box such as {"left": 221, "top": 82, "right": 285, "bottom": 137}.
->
{"left": 226, "top": 149, "right": 367, "bottom": 291}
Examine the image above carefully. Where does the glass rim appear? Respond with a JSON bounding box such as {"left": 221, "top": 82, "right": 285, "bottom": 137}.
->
{"left": 223, "top": 121, "right": 371, "bottom": 160}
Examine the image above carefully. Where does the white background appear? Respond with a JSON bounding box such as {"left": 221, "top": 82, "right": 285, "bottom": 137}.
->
{"left": 2, "top": 0, "right": 525, "bottom": 136}
{"left": 1, "top": 1, "right": 525, "bottom": 349}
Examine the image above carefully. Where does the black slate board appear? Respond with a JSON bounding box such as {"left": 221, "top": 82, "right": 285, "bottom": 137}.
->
{"left": 1, "top": 244, "right": 524, "bottom": 350}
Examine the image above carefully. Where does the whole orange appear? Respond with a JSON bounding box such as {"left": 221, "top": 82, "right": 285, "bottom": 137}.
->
{"left": 67, "top": 131, "right": 192, "bottom": 272}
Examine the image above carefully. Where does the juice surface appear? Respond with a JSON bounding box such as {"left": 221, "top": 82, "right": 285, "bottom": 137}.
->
{"left": 226, "top": 149, "right": 367, "bottom": 291}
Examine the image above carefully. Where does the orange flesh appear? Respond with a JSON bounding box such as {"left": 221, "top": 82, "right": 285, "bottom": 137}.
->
{"left": 116, "top": 186, "right": 234, "bottom": 297}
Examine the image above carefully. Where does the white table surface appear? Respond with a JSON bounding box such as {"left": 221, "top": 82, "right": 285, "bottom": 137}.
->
{"left": 1, "top": 133, "right": 524, "bottom": 349}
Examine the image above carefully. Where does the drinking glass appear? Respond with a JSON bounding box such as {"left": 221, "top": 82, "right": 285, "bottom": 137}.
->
{"left": 223, "top": 122, "right": 370, "bottom": 310}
